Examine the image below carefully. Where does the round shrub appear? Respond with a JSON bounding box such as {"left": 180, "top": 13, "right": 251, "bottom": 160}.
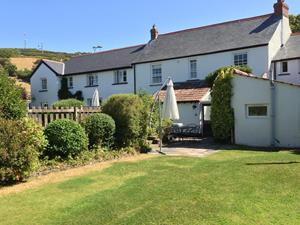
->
{"left": 0, "top": 118, "right": 47, "bottom": 184}
{"left": 102, "top": 94, "right": 147, "bottom": 148}
{"left": 83, "top": 113, "right": 116, "bottom": 148}
{"left": 0, "top": 72, "right": 27, "bottom": 120}
{"left": 44, "top": 119, "right": 88, "bottom": 159}
{"left": 52, "top": 99, "right": 84, "bottom": 108}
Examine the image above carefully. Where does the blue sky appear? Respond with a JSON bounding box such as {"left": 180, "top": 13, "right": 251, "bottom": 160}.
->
{"left": 1, "top": 0, "right": 299, "bottom": 53}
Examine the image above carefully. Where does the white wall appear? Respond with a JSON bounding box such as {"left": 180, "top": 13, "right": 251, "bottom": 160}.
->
{"left": 275, "top": 59, "right": 300, "bottom": 84}
{"left": 175, "top": 103, "right": 201, "bottom": 125}
{"left": 136, "top": 46, "right": 269, "bottom": 95}
{"left": 67, "top": 69, "right": 134, "bottom": 105}
{"left": 30, "top": 63, "right": 60, "bottom": 107}
{"left": 232, "top": 75, "right": 300, "bottom": 147}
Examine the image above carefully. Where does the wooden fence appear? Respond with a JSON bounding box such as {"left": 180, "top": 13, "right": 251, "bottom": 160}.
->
{"left": 27, "top": 107, "right": 101, "bottom": 127}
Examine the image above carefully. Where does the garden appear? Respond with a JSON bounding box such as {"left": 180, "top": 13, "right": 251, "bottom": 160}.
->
{"left": 0, "top": 70, "right": 162, "bottom": 185}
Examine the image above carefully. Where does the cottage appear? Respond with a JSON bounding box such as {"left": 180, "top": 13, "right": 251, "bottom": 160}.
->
{"left": 30, "top": 0, "right": 300, "bottom": 146}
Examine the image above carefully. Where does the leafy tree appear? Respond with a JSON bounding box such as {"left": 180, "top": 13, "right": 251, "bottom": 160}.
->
{"left": 289, "top": 14, "right": 300, "bottom": 33}
{"left": 4, "top": 62, "right": 17, "bottom": 76}
{"left": 210, "top": 67, "right": 235, "bottom": 143}
{"left": 0, "top": 71, "right": 27, "bottom": 120}
{"left": 58, "top": 77, "right": 73, "bottom": 100}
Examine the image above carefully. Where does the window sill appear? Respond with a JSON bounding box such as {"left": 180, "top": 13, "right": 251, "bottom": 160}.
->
{"left": 68, "top": 87, "right": 74, "bottom": 89}
{"left": 278, "top": 73, "right": 290, "bottom": 76}
{"left": 150, "top": 83, "right": 162, "bottom": 87}
{"left": 85, "top": 85, "right": 99, "bottom": 88}
{"left": 112, "top": 82, "right": 128, "bottom": 86}
{"left": 39, "top": 90, "right": 48, "bottom": 92}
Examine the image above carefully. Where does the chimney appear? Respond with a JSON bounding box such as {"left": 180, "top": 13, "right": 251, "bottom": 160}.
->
{"left": 274, "top": 0, "right": 289, "bottom": 17}
{"left": 150, "top": 25, "right": 158, "bottom": 41}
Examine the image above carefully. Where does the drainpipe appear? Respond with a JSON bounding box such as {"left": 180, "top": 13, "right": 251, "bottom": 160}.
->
{"left": 270, "top": 68, "right": 276, "bottom": 147}
{"left": 133, "top": 64, "right": 137, "bottom": 94}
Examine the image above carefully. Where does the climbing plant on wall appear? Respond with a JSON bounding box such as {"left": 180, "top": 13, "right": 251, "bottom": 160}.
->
{"left": 209, "top": 66, "right": 235, "bottom": 143}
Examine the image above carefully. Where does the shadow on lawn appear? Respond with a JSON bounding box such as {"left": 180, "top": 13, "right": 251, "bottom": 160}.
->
{"left": 246, "top": 161, "right": 300, "bottom": 166}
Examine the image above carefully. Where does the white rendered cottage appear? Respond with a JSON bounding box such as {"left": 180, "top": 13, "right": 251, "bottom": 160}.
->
{"left": 31, "top": 0, "right": 300, "bottom": 145}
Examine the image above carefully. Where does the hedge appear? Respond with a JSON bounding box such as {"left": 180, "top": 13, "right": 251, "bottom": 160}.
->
{"left": 44, "top": 119, "right": 88, "bottom": 159}
{"left": 52, "top": 99, "right": 84, "bottom": 108}
{"left": 83, "top": 113, "right": 116, "bottom": 148}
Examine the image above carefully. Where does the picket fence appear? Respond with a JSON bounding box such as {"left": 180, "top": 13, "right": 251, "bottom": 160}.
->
{"left": 27, "top": 106, "right": 101, "bottom": 127}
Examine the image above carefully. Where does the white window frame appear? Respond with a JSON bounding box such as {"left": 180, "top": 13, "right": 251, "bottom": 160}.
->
{"left": 114, "top": 70, "right": 127, "bottom": 84}
{"left": 41, "top": 78, "right": 47, "bottom": 90}
{"left": 189, "top": 59, "right": 197, "bottom": 79}
{"left": 86, "top": 74, "right": 98, "bottom": 87}
{"left": 68, "top": 77, "right": 73, "bottom": 89}
{"left": 246, "top": 104, "right": 269, "bottom": 118}
{"left": 151, "top": 64, "right": 162, "bottom": 85}
{"left": 234, "top": 52, "right": 248, "bottom": 66}
{"left": 280, "top": 61, "right": 289, "bottom": 74}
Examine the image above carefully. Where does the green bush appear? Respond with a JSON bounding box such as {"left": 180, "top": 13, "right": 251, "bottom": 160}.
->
{"left": 206, "top": 65, "right": 252, "bottom": 87}
{"left": 102, "top": 94, "right": 147, "bottom": 148}
{"left": 0, "top": 118, "right": 47, "bottom": 184}
{"left": 83, "top": 113, "right": 116, "bottom": 148}
{"left": 52, "top": 99, "right": 84, "bottom": 108}
{"left": 210, "top": 67, "right": 234, "bottom": 143}
{"left": 44, "top": 119, "right": 88, "bottom": 159}
{"left": 0, "top": 72, "right": 27, "bottom": 120}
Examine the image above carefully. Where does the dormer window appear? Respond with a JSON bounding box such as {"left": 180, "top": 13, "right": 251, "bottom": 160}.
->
{"left": 234, "top": 53, "right": 248, "bottom": 66}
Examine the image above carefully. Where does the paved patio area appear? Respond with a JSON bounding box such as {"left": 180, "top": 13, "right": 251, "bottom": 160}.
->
{"left": 151, "top": 138, "right": 230, "bottom": 157}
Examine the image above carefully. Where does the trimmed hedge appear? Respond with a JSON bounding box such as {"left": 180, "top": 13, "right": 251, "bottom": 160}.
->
{"left": 0, "top": 72, "right": 27, "bottom": 120}
{"left": 83, "top": 113, "right": 116, "bottom": 148}
{"left": 102, "top": 94, "right": 147, "bottom": 148}
{"left": 44, "top": 119, "right": 88, "bottom": 159}
{"left": 52, "top": 99, "right": 84, "bottom": 108}
{"left": 0, "top": 118, "right": 47, "bottom": 184}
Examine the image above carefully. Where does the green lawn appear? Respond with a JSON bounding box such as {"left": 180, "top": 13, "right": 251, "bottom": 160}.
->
{"left": 1, "top": 150, "right": 300, "bottom": 225}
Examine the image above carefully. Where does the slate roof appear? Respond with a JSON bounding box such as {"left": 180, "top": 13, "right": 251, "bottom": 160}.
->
{"left": 42, "top": 59, "right": 65, "bottom": 75}
{"left": 134, "top": 14, "right": 281, "bottom": 63}
{"left": 273, "top": 33, "right": 300, "bottom": 61}
{"left": 42, "top": 13, "right": 281, "bottom": 75}
{"left": 158, "top": 80, "right": 210, "bottom": 102}
{"left": 64, "top": 45, "right": 145, "bottom": 75}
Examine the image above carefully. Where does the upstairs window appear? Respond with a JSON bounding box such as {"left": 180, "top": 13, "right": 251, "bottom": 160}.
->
{"left": 151, "top": 65, "right": 162, "bottom": 84}
{"left": 68, "top": 77, "right": 73, "bottom": 89}
{"left": 280, "top": 61, "right": 288, "bottom": 74}
{"left": 114, "top": 70, "right": 127, "bottom": 84}
{"left": 234, "top": 53, "right": 248, "bottom": 66}
{"left": 41, "top": 78, "right": 47, "bottom": 90}
{"left": 87, "top": 74, "right": 98, "bottom": 86}
{"left": 190, "top": 60, "right": 197, "bottom": 79}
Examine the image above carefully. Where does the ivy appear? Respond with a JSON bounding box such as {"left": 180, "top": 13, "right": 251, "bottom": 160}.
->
{"left": 210, "top": 66, "right": 235, "bottom": 143}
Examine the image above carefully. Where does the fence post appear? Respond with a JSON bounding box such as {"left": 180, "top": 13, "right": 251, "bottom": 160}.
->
{"left": 74, "top": 107, "right": 78, "bottom": 122}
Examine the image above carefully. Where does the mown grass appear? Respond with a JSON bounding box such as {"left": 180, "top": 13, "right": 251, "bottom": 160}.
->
{"left": 1, "top": 150, "right": 300, "bottom": 225}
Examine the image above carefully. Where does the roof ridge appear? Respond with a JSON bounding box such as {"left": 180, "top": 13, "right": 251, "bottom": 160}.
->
{"left": 159, "top": 13, "right": 274, "bottom": 37}
{"left": 42, "top": 59, "right": 64, "bottom": 64}
{"left": 71, "top": 44, "right": 145, "bottom": 59}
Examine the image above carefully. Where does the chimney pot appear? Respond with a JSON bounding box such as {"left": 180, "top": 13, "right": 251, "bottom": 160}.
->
{"left": 150, "top": 24, "right": 159, "bottom": 41}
